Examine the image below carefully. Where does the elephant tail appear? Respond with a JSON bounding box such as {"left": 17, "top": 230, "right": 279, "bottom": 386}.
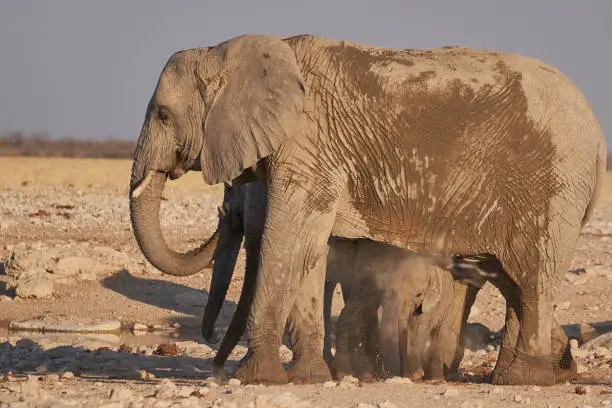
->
{"left": 581, "top": 136, "right": 607, "bottom": 228}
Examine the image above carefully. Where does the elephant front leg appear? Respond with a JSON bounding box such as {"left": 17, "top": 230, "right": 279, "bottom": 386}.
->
{"left": 234, "top": 190, "right": 338, "bottom": 384}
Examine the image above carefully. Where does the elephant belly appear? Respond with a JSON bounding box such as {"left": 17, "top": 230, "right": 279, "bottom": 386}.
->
{"left": 332, "top": 201, "right": 373, "bottom": 240}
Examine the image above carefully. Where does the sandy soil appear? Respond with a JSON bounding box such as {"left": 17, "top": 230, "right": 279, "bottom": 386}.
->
{"left": 0, "top": 156, "right": 610, "bottom": 407}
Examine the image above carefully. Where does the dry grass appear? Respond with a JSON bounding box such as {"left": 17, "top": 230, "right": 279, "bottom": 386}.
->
{"left": 0, "top": 156, "right": 222, "bottom": 196}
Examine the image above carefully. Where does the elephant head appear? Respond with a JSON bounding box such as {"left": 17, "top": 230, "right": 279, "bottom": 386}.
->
{"left": 129, "top": 35, "right": 305, "bottom": 276}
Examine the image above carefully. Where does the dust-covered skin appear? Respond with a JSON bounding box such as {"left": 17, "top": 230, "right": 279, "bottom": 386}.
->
{"left": 129, "top": 34, "right": 605, "bottom": 385}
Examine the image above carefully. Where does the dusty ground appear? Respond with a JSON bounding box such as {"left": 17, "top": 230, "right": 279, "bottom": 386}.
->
{"left": 0, "top": 156, "right": 610, "bottom": 407}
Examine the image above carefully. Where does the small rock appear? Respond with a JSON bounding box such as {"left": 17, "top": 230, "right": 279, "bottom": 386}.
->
{"left": 196, "top": 387, "right": 210, "bottom": 396}
{"left": 485, "top": 344, "right": 496, "bottom": 352}
{"left": 1, "top": 372, "right": 16, "bottom": 382}
{"left": 600, "top": 400, "right": 611, "bottom": 406}
{"left": 176, "top": 386, "right": 195, "bottom": 398}
{"left": 137, "top": 369, "right": 155, "bottom": 380}
{"left": 337, "top": 375, "right": 359, "bottom": 389}
{"left": 575, "top": 385, "right": 591, "bottom": 395}
{"left": 44, "top": 374, "right": 60, "bottom": 384}
{"left": 0, "top": 295, "right": 13, "bottom": 302}
{"left": 133, "top": 323, "right": 148, "bottom": 331}
{"left": 323, "top": 380, "right": 337, "bottom": 387}
{"left": 228, "top": 378, "right": 241, "bottom": 387}
{"left": 339, "top": 381, "right": 357, "bottom": 389}
{"left": 570, "top": 339, "right": 580, "bottom": 349}
{"left": 556, "top": 301, "right": 571, "bottom": 310}
{"left": 118, "top": 344, "right": 132, "bottom": 353}
{"left": 109, "top": 387, "right": 133, "bottom": 401}
{"left": 378, "top": 402, "right": 398, "bottom": 408}
{"left": 172, "top": 322, "right": 181, "bottom": 329}
{"left": 489, "top": 385, "right": 504, "bottom": 395}
{"left": 531, "top": 386, "right": 541, "bottom": 392}
{"left": 443, "top": 389, "right": 459, "bottom": 397}
{"left": 206, "top": 377, "right": 219, "bottom": 388}
{"left": 155, "top": 378, "right": 178, "bottom": 398}
{"left": 154, "top": 343, "right": 180, "bottom": 356}
{"left": 61, "top": 371, "right": 75, "bottom": 380}
{"left": 15, "top": 277, "right": 54, "bottom": 299}
{"left": 513, "top": 395, "right": 530, "bottom": 404}
{"left": 340, "top": 375, "right": 359, "bottom": 384}
{"left": 9, "top": 317, "right": 120, "bottom": 333}
{"left": 383, "top": 376, "right": 413, "bottom": 385}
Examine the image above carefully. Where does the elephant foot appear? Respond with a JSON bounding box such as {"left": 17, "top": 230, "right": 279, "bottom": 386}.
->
{"left": 553, "top": 342, "right": 577, "bottom": 383}
{"left": 234, "top": 353, "right": 288, "bottom": 385}
{"left": 286, "top": 356, "right": 332, "bottom": 384}
{"left": 491, "top": 353, "right": 563, "bottom": 386}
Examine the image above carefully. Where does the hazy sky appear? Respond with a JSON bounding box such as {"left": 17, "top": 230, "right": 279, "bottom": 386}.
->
{"left": 1, "top": 1, "right": 611, "bottom": 145}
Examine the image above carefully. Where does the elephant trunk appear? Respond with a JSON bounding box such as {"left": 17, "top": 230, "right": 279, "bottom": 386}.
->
{"left": 130, "top": 170, "right": 218, "bottom": 276}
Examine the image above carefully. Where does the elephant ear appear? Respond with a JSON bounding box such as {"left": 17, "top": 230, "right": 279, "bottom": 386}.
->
{"left": 421, "top": 272, "right": 443, "bottom": 314}
{"left": 421, "top": 290, "right": 441, "bottom": 314}
{"left": 199, "top": 35, "right": 306, "bottom": 184}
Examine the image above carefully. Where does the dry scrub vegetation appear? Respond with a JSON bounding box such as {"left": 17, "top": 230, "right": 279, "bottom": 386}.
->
{"left": 0, "top": 132, "right": 135, "bottom": 159}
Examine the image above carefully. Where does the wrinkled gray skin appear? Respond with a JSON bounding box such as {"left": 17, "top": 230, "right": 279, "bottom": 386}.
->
{"left": 327, "top": 238, "right": 481, "bottom": 381}
{"left": 202, "top": 181, "right": 487, "bottom": 382}
{"left": 199, "top": 180, "right": 355, "bottom": 373}
{"left": 129, "top": 34, "right": 605, "bottom": 385}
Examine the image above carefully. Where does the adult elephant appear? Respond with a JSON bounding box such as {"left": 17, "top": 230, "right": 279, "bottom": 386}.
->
{"left": 129, "top": 34, "right": 605, "bottom": 386}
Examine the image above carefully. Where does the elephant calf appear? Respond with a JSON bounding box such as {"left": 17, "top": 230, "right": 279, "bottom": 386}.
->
{"left": 327, "top": 238, "right": 481, "bottom": 381}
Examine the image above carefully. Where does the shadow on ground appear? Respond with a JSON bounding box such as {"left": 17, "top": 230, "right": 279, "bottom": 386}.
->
{"left": 100, "top": 270, "right": 238, "bottom": 330}
{"left": 0, "top": 338, "right": 222, "bottom": 382}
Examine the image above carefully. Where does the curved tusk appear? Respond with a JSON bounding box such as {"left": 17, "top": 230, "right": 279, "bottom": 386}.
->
{"left": 131, "top": 170, "right": 157, "bottom": 199}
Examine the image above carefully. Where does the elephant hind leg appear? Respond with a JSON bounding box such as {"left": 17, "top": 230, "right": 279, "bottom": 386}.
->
{"left": 491, "top": 222, "right": 580, "bottom": 386}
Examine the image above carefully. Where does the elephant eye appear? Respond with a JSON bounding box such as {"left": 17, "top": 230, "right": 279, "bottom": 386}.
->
{"left": 157, "top": 107, "right": 171, "bottom": 124}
